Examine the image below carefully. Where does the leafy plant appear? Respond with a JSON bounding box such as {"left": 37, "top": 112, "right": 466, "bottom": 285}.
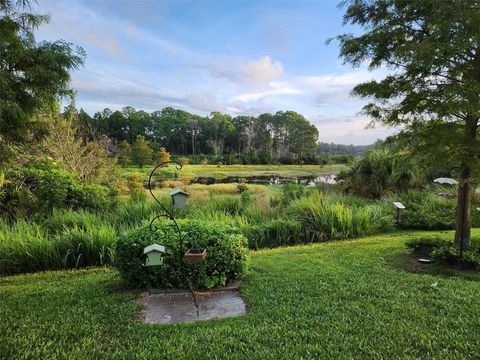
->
{"left": 115, "top": 219, "right": 249, "bottom": 289}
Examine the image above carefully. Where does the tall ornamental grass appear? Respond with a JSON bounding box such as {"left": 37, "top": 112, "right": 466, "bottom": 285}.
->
{"left": 287, "top": 193, "right": 393, "bottom": 242}
{"left": 0, "top": 219, "right": 116, "bottom": 274}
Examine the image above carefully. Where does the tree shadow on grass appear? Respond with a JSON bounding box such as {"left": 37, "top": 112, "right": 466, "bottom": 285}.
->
{"left": 385, "top": 249, "right": 480, "bottom": 282}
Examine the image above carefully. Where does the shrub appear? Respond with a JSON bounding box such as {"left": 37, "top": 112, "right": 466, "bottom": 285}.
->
{"left": 432, "top": 246, "right": 480, "bottom": 269}
{"left": 392, "top": 190, "right": 457, "bottom": 230}
{"left": 178, "top": 156, "right": 189, "bottom": 165}
{"left": 405, "top": 236, "right": 449, "bottom": 254}
{"left": 339, "top": 149, "right": 419, "bottom": 199}
{"left": 280, "top": 183, "right": 310, "bottom": 205}
{"left": 1, "top": 160, "right": 115, "bottom": 220}
{"left": 126, "top": 172, "right": 145, "bottom": 200}
{"left": 115, "top": 220, "right": 249, "bottom": 289}
{"left": 240, "top": 190, "right": 253, "bottom": 207}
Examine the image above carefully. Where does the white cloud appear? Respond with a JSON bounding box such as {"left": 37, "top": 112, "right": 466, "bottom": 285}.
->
{"left": 38, "top": 1, "right": 126, "bottom": 58}
{"left": 231, "top": 82, "right": 301, "bottom": 103}
{"left": 240, "top": 56, "right": 284, "bottom": 84}
{"left": 312, "top": 115, "right": 396, "bottom": 145}
{"left": 202, "top": 55, "right": 284, "bottom": 85}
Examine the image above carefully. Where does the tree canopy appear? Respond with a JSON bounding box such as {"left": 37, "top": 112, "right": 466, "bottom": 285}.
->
{"left": 81, "top": 107, "right": 320, "bottom": 163}
{"left": 0, "top": 0, "right": 85, "bottom": 162}
{"left": 337, "top": 0, "right": 480, "bottom": 251}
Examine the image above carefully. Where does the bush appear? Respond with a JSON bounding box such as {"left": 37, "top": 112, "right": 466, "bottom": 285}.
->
{"left": 115, "top": 219, "right": 249, "bottom": 289}
{"left": 392, "top": 190, "right": 457, "bottom": 230}
{"left": 432, "top": 246, "right": 480, "bottom": 269}
{"left": 339, "top": 149, "right": 419, "bottom": 199}
{"left": 1, "top": 160, "right": 115, "bottom": 220}
{"left": 405, "top": 236, "right": 449, "bottom": 254}
{"left": 280, "top": 183, "right": 310, "bottom": 205}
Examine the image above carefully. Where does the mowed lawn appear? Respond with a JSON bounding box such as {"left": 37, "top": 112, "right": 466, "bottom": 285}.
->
{"left": 2, "top": 231, "right": 480, "bottom": 359}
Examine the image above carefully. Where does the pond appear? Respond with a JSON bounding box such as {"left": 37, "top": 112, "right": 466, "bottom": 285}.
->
{"left": 186, "top": 174, "right": 338, "bottom": 186}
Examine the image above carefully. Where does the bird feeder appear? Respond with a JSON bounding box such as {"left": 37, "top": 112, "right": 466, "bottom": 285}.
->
{"left": 184, "top": 248, "right": 207, "bottom": 262}
{"left": 393, "top": 202, "right": 406, "bottom": 223}
{"left": 169, "top": 189, "right": 189, "bottom": 209}
{"left": 144, "top": 243, "right": 166, "bottom": 266}
{"left": 433, "top": 177, "right": 458, "bottom": 186}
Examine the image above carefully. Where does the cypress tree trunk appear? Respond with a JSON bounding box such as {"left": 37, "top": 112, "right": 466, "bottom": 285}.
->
{"left": 454, "top": 163, "right": 472, "bottom": 255}
{"left": 454, "top": 118, "right": 478, "bottom": 254}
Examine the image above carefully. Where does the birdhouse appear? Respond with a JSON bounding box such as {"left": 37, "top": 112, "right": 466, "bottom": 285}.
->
{"left": 144, "top": 244, "right": 166, "bottom": 266}
{"left": 393, "top": 202, "right": 406, "bottom": 223}
{"left": 169, "top": 189, "right": 189, "bottom": 209}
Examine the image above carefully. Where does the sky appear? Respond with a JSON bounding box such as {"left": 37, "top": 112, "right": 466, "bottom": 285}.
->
{"left": 35, "top": 0, "right": 396, "bottom": 145}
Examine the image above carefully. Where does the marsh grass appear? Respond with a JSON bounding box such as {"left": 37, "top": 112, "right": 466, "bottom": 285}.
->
{"left": 5, "top": 185, "right": 475, "bottom": 275}
{"left": 287, "top": 193, "right": 394, "bottom": 242}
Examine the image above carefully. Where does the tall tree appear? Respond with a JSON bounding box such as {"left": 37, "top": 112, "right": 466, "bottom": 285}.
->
{"left": 117, "top": 140, "right": 132, "bottom": 167}
{"left": 43, "top": 104, "right": 114, "bottom": 183}
{"left": 0, "top": 0, "right": 85, "bottom": 162}
{"left": 131, "top": 135, "right": 152, "bottom": 168}
{"left": 337, "top": 0, "right": 480, "bottom": 252}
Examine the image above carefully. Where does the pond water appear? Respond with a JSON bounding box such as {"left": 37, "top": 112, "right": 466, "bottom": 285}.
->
{"left": 192, "top": 174, "right": 338, "bottom": 186}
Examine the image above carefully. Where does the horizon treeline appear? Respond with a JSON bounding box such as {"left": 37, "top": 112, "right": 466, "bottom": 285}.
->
{"left": 77, "top": 106, "right": 320, "bottom": 164}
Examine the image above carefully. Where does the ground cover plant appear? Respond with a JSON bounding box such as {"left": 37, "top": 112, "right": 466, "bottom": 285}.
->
{"left": 2, "top": 230, "right": 480, "bottom": 359}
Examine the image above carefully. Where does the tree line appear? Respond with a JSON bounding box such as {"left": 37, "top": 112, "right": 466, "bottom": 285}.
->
{"left": 77, "top": 107, "right": 319, "bottom": 165}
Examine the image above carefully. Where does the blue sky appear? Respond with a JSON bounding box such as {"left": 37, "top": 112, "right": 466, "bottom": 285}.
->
{"left": 36, "top": 0, "right": 395, "bottom": 145}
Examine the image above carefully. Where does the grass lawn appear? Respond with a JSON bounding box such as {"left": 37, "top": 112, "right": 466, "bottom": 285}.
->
{"left": 121, "top": 164, "right": 347, "bottom": 180}
{"left": 2, "top": 230, "right": 480, "bottom": 359}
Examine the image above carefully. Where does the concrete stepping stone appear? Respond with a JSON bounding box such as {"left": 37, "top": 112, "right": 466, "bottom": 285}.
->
{"left": 142, "top": 287, "right": 246, "bottom": 324}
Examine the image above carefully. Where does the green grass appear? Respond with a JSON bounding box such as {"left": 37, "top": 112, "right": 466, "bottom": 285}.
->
{"left": 122, "top": 163, "right": 347, "bottom": 179}
{"left": 2, "top": 230, "right": 480, "bottom": 359}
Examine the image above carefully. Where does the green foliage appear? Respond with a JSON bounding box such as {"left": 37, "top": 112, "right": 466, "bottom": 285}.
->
{"left": 280, "top": 182, "right": 310, "bottom": 205}
{"left": 287, "top": 193, "right": 393, "bottom": 241}
{"left": 4, "top": 232, "right": 480, "bottom": 358}
{"left": 131, "top": 135, "right": 153, "bottom": 167}
{"left": 339, "top": 148, "right": 419, "bottom": 199}
{"left": 207, "top": 196, "right": 243, "bottom": 216}
{"left": 0, "top": 217, "right": 116, "bottom": 274}
{"left": 244, "top": 219, "right": 302, "bottom": 249}
{"left": 0, "top": 160, "right": 115, "bottom": 220}
{"left": 405, "top": 236, "right": 449, "bottom": 252}
{"left": 240, "top": 190, "right": 253, "bottom": 207}
{"left": 177, "top": 156, "right": 189, "bottom": 165}
{"left": 0, "top": 0, "right": 85, "bottom": 163}
{"left": 391, "top": 190, "right": 457, "bottom": 230}
{"left": 88, "top": 107, "right": 320, "bottom": 163}
{"left": 157, "top": 146, "right": 171, "bottom": 164}
{"left": 117, "top": 140, "right": 132, "bottom": 167}
{"left": 432, "top": 244, "right": 480, "bottom": 270}
{"left": 337, "top": 0, "right": 480, "bottom": 250}
{"left": 115, "top": 220, "right": 249, "bottom": 289}
{"left": 125, "top": 172, "right": 145, "bottom": 200}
